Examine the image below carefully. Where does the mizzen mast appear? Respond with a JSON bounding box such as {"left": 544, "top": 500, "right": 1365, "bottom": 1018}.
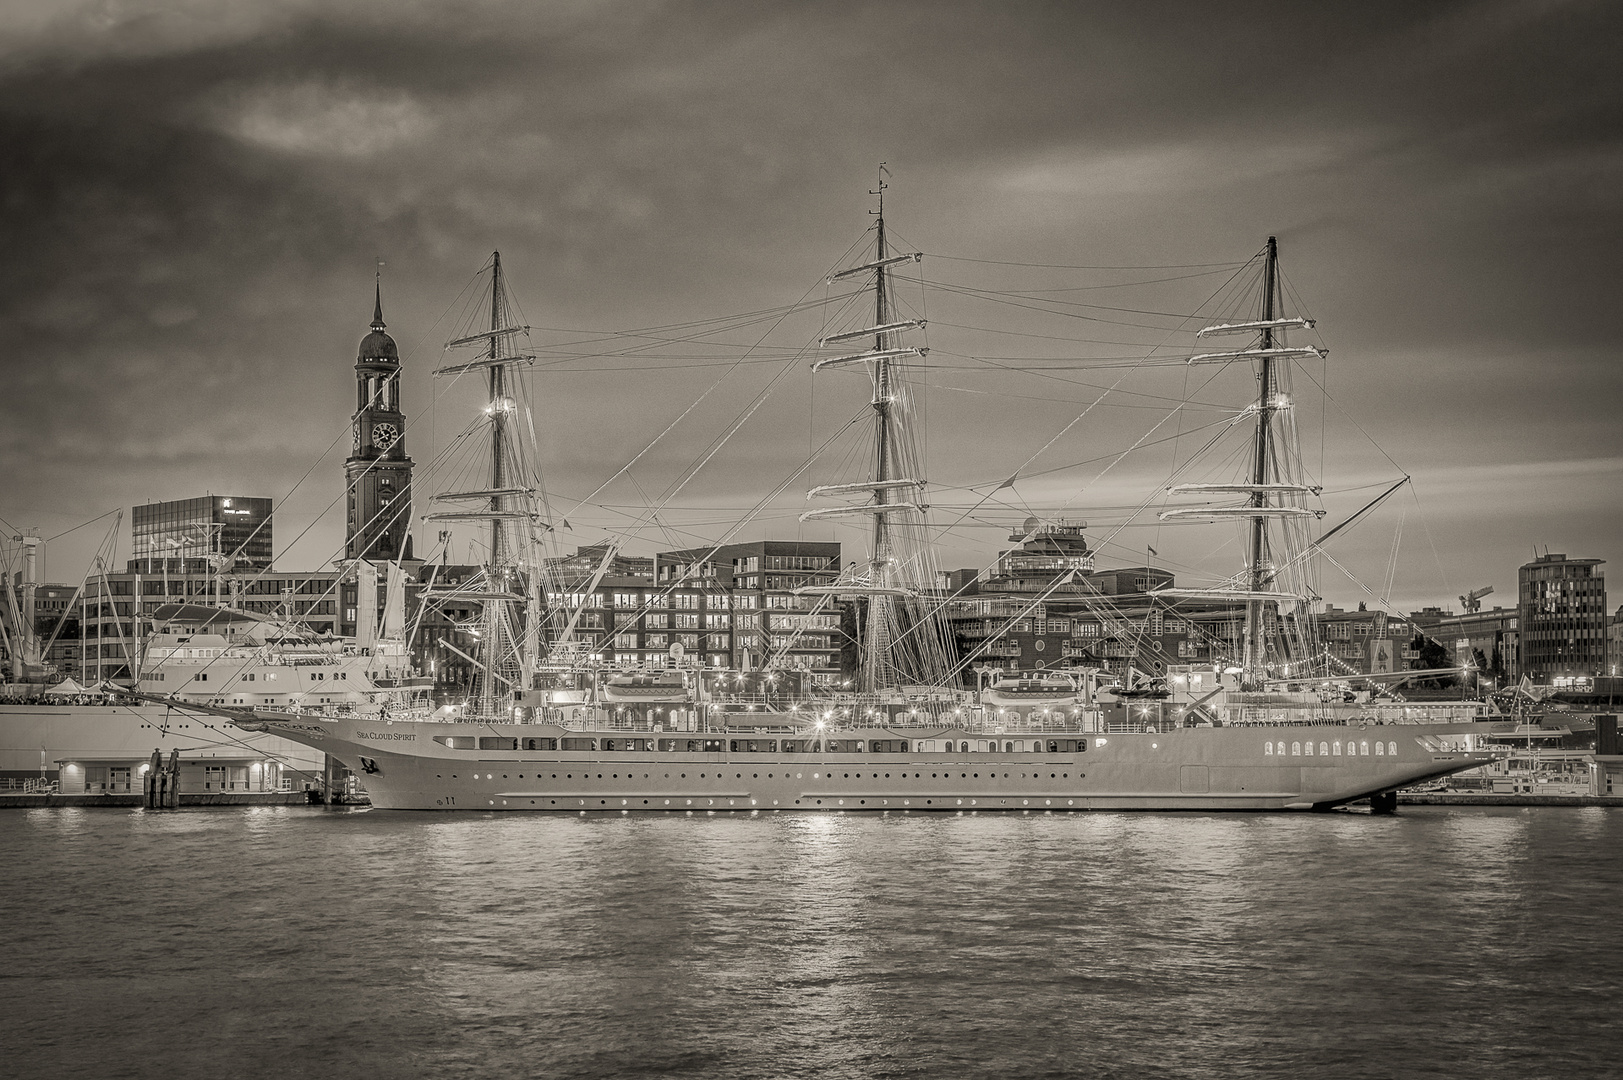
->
{"left": 1151, "top": 237, "right": 1327, "bottom": 688}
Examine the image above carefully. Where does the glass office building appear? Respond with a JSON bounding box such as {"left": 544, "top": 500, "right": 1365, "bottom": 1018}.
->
{"left": 129, "top": 496, "right": 273, "bottom": 573}
{"left": 1518, "top": 553, "right": 1607, "bottom": 680}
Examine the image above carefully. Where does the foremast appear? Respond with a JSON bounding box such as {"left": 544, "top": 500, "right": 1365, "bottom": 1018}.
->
{"left": 424, "top": 253, "right": 548, "bottom": 718}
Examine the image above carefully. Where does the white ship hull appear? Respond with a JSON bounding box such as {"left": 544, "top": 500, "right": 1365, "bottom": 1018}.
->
{"left": 203, "top": 708, "right": 1498, "bottom": 812}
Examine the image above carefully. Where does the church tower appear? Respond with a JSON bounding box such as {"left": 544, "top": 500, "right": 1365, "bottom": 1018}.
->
{"left": 344, "top": 279, "right": 415, "bottom": 561}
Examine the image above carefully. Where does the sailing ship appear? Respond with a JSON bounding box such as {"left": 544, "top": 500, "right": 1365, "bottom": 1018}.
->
{"left": 136, "top": 214, "right": 1506, "bottom": 811}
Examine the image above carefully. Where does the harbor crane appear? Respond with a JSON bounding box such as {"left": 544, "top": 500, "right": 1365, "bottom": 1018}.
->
{"left": 1459, "top": 585, "right": 1494, "bottom": 613}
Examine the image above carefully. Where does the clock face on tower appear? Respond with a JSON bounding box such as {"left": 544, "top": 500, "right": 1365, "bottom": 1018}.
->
{"left": 372, "top": 422, "right": 399, "bottom": 451}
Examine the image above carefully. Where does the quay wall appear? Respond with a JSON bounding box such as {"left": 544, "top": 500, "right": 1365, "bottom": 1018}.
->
{"left": 0, "top": 792, "right": 317, "bottom": 808}
{"left": 1397, "top": 793, "right": 1623, "bottom": 807}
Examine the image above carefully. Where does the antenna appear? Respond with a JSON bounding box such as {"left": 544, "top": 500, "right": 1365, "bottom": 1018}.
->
{"left": 870, "top": 162, "right": 889, "bottom": 216}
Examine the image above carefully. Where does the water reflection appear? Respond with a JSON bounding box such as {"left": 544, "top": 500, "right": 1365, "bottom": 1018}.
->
{"left": 2, "top": 806, "right": 1621, "bottom": 1079}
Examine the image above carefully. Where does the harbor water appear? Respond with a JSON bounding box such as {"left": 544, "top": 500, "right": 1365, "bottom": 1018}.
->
{"left": 2, "top": 806, "right": 1619, "bottom": 1079}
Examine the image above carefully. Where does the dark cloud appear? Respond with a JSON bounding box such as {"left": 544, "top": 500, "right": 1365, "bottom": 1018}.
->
{"left": 2, "top": 0, "right": 1619, "bottom": 608}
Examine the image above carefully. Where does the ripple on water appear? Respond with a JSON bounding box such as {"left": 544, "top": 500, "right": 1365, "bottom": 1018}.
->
{"left": 1, "top": 805, "right": 1620, "bottom": 1079}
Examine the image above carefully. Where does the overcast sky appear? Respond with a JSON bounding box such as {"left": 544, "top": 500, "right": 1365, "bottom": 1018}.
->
{"left": 1, "top": 0, "right": 1618, "bottom": 614}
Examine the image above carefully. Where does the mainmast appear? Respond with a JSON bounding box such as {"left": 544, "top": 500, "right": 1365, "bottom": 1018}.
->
{"left": 864, "top": 198, "right": 898, "bottom": 690}
{"left": 800, "top": 172, "right": 947, "bottom": 694}
{"left": 1241, "top": 237, "right": 1280, "bottom": 687}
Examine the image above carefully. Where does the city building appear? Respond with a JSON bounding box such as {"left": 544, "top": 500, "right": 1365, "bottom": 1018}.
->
{"left": 545, "top": 544, "right": 654, "bottom": 584}
{"left": 129, "top": 495, "right": 273, "bottom": 574}
{"left": 566, "top": 540, "right": 844, "bottom": 680}
{"left": 1421, "top": 605, "right": 1520, "bottom": 687}
{"left": 1607, "top": 606, "right": 1623, "bottom": 678}
{"left": 1518, "top": 553, "right": 1607, "bottom": 682}
{"left": 942, "top": 521, "right": 1186, "bottom": 684}
{"left": 937, "top": 521, "right": 1443, "bottom": 686}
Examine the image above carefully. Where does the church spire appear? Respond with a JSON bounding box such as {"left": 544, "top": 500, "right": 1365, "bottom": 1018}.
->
{"left": 372, "top": 264, "right": 386, "bottom": 331}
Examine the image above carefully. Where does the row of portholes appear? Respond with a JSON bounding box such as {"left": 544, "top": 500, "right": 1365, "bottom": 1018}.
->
{"left": 497, "top": 797, "right": 1085, "bottom": 811}
{"left": 1267, "top": 739, "right": 1398, "bottom": 758}
{"left": 436, "top": 770, "right": 1073, "bottom": 781}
